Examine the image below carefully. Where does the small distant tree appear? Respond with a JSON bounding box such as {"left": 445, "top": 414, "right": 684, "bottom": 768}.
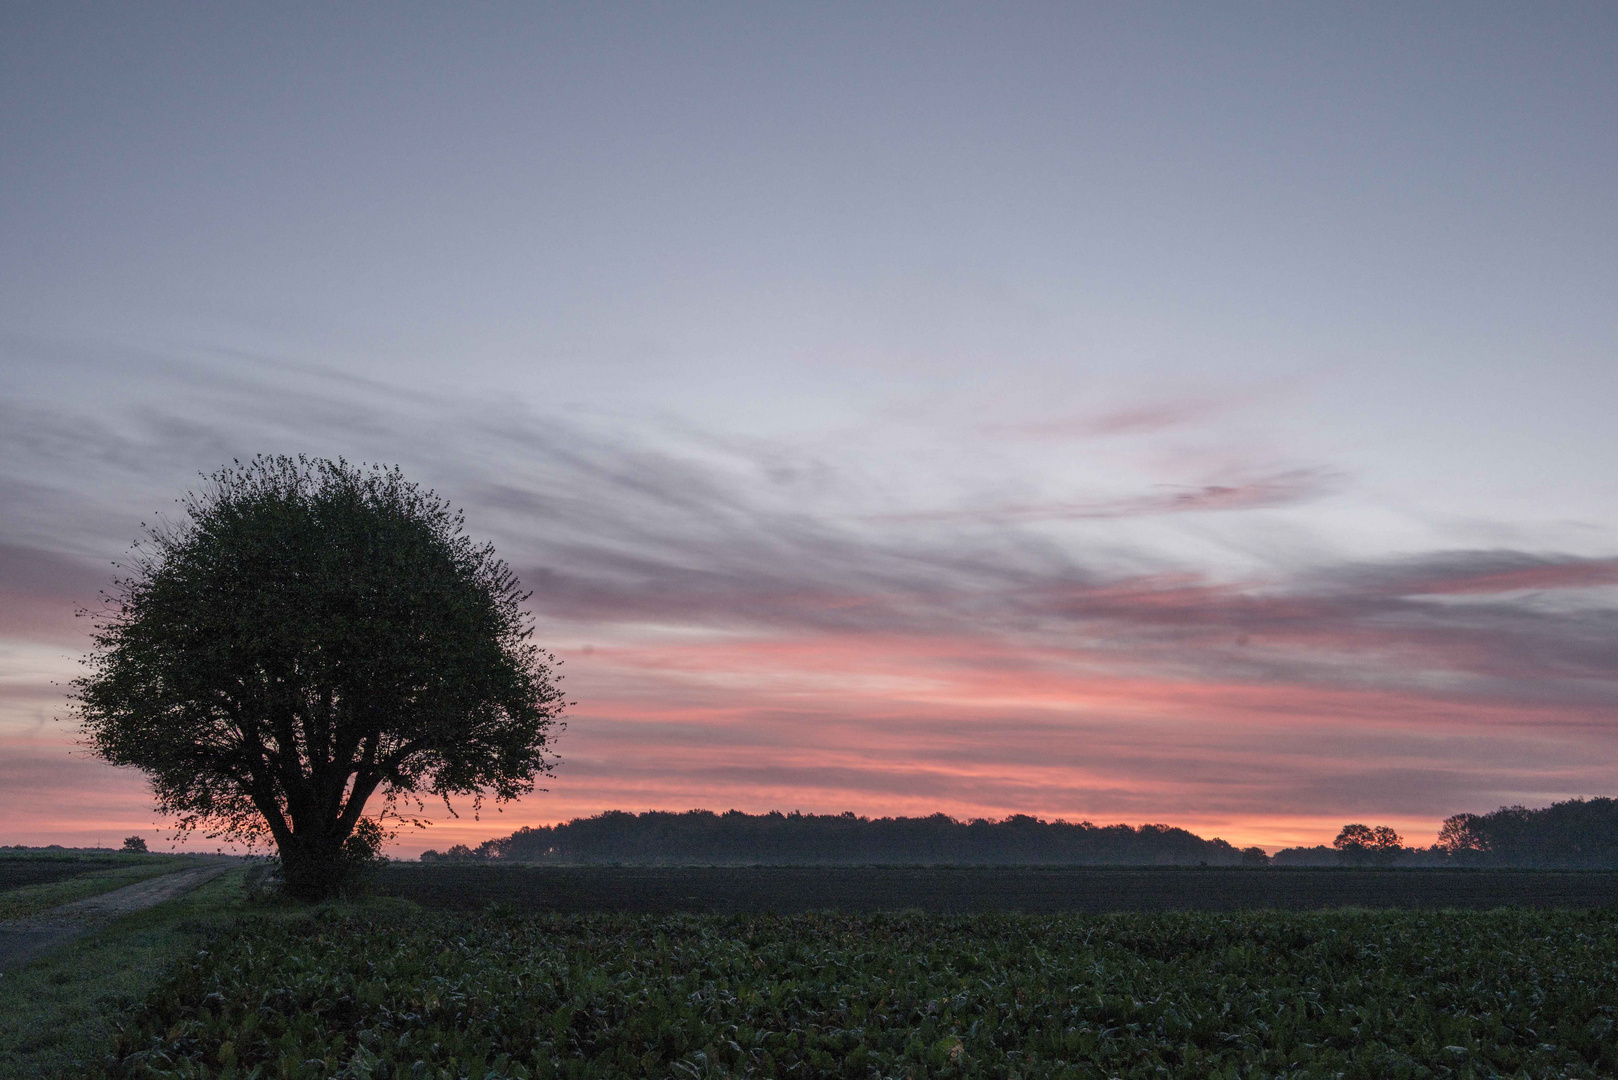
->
{"left": 1436, "top": 813, "right": 1488, "bottom": 860}
{"left": 74, "top": 456, "right": 566, "bottom": 900}
{"left": 122, "top": 836, "right": 149, "bottom": 853}
{"left": 1333, "top": 823, "right": 1403, "bottom": 866}
{"left": 1239, "top": 845, "right": 1269, "bottom": 866}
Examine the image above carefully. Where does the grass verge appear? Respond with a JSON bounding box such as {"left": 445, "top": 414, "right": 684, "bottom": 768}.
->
{"left": 0, "top": 859, "right": 199, "bottom": 922}
{"left": 0, "top": 867, "right": 247, "bottom": 1080}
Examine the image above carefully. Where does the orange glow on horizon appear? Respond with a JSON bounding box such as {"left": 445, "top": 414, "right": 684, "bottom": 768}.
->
{"left": 5, "top": 605, "right": 1612, "bottom": 856}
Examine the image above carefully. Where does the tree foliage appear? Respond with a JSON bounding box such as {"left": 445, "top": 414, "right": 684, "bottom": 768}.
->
{"left": 1332, "top": 823, "right": 1403, "bottom": 866}
{"left": 74, "top": 456, "right": 565, "bottom": 898}
{"left": 1436, "top": 798, "right": 1618, "bottom": 867}
{"left": 431, "top": 809, "right": 1250, "bottom": 865}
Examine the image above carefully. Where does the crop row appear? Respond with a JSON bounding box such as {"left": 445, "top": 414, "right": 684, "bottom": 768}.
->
{"left": 102, "top": 904, "right": 1618, "bottom": 1079}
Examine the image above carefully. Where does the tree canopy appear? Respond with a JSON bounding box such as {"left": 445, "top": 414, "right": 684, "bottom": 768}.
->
{"left": 429, "top": 809, "right": 1248, "bottom": 866}
{"left": 1332, "top": 823, "right": 1404, "bottom": 866}
{"left": 74, "top": 456, "right": 565, "bottom": 898}
{"left": 1436, "top": 798, "right": 1618, "bottom": 867}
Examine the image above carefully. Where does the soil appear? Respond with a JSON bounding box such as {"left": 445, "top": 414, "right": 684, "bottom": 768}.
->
{"left": 380, "top": 863, "right": 1618, "bottom": 914}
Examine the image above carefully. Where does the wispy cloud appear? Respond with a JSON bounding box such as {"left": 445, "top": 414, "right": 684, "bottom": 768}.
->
{"left": 870, "top": 468, "right": 1339, "bottom": 524}
{"left": 0, "top": 542, "right": 108, "bottom": 642}
{"left": 980, "top": 393, "right": 1240, "bottom": 440}
{"left": 1325, "top": 552, "right": 1618, "bottom": 597}
{"left": 3, "top": 352, "right": 1616, "bottom": 850}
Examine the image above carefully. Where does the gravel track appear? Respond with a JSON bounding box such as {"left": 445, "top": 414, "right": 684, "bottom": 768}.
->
{"left": 0, "top": 862, "right": 237, "bottom": 972}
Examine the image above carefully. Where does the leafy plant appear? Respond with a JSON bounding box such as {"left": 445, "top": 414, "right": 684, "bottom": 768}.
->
{"left": 102, "top": 906, "right": 1618, "bottom": 1078}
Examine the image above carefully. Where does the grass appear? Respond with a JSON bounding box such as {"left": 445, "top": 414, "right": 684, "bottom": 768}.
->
{"left": 0, "top": 868, "right": 248, "bottom": 1080}
{"left": 0, "top": 856, "right": 200, "bottom": 921}
{"left": 97, "top": 903, "right": 1618, "bottom": 1079}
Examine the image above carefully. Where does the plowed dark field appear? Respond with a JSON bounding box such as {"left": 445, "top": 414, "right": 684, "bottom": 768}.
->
{"left": 0, "top": 859, "right": 105, "bottom": 892}
{"left": 379, "top": 864, "right": 1618, "bottom": 913}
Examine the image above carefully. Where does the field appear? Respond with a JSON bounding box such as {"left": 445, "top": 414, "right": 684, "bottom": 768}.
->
{"left": 101, "top": 902, "right": 1618, "bottom": 1079}
{"left": 0, "top": 851, "right": 198, "bottom": 921}
{"left": 0, "top": 864, "right": 1606, "bottom": 1078}
{"left": 0, "top": 859, "right": 116, "bottom": 891}
{"left": 377, "top": 863, "right": 1618, "bottom": 914}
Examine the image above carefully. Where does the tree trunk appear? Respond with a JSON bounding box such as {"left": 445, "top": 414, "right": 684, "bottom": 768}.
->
{"left": 277, "top": 830, "right": 353, "bottom": 901}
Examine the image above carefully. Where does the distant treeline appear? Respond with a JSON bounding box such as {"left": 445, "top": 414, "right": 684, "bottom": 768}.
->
{"left": 1434, "top": 798, "right": 1618, "bottom": 868}
{"left": 428, "top": 810, "right": 1261, "bottom": 866}
{"left": 1216, "top": 798, "right": 1618, "bottom": 869}
{"left": 421, "top": 798, "right": 1618, "bottom": 868}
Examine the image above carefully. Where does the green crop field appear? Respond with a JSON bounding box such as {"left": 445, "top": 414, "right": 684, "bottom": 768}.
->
{"left": 99, "top": 902, "right": 1618, "bottom": 1079}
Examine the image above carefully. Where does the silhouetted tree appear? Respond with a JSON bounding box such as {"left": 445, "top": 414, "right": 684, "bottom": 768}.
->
{"left": 1436, "top": 813, "right": 1488, "bottom": 859}
{"left": 420, "top": 844, "right": 483, "bottom": 863}
{"left": 472, "top": 809, "right": 1247, "bottom": 865}
{"left": 74, "top": 456, "right": 565, "bottom": 900}
{"left": 1269, "top": 844, "right": 1340, "bottom": 867}
{"left": 121, "top": 836, "right": 148, "bottom": 853}
{"left": 1435, "top": 799, "right": 1618, "bottom": 867}
{"left": 1333, "top": 823, "right": 1402, "bottom": 866}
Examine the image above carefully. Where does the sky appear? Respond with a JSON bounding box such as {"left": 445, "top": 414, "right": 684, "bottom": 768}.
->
{"left": 2, "top": 3, "right": 1616, "bottom": 854}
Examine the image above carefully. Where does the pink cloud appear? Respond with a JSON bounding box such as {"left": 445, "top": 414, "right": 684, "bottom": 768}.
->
{"left": 1400, "top": 559, "right": 1618, "bottom": 595}
{"left": 986, "top": 401, "right": 1219, "bottom": 439}
{"left": 13, "top": 544, "right": 1617, "bottom": 855}
{"left": 12, "top": 614, "right": 1615, "bottom": 854}
{"left": 0, "top": 542, "right": 108, "bottom": 643}
{"left": 875, "top": 469, "right": 1338, "bottom": 524}
{"left": 4, "top": 386, "right": 1616, "bottom": 856}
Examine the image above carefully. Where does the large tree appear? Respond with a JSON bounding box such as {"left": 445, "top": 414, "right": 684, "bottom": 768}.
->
{"left": 74, "top": 456, "right": 566, "bottom": 899}
{"left": 1332, "top": 823, "right": 1403, "bottom": 866}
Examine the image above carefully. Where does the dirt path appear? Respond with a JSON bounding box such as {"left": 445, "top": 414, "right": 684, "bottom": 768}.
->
{"left": 0, "top": 862, "right": 239, "bottom": 972}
